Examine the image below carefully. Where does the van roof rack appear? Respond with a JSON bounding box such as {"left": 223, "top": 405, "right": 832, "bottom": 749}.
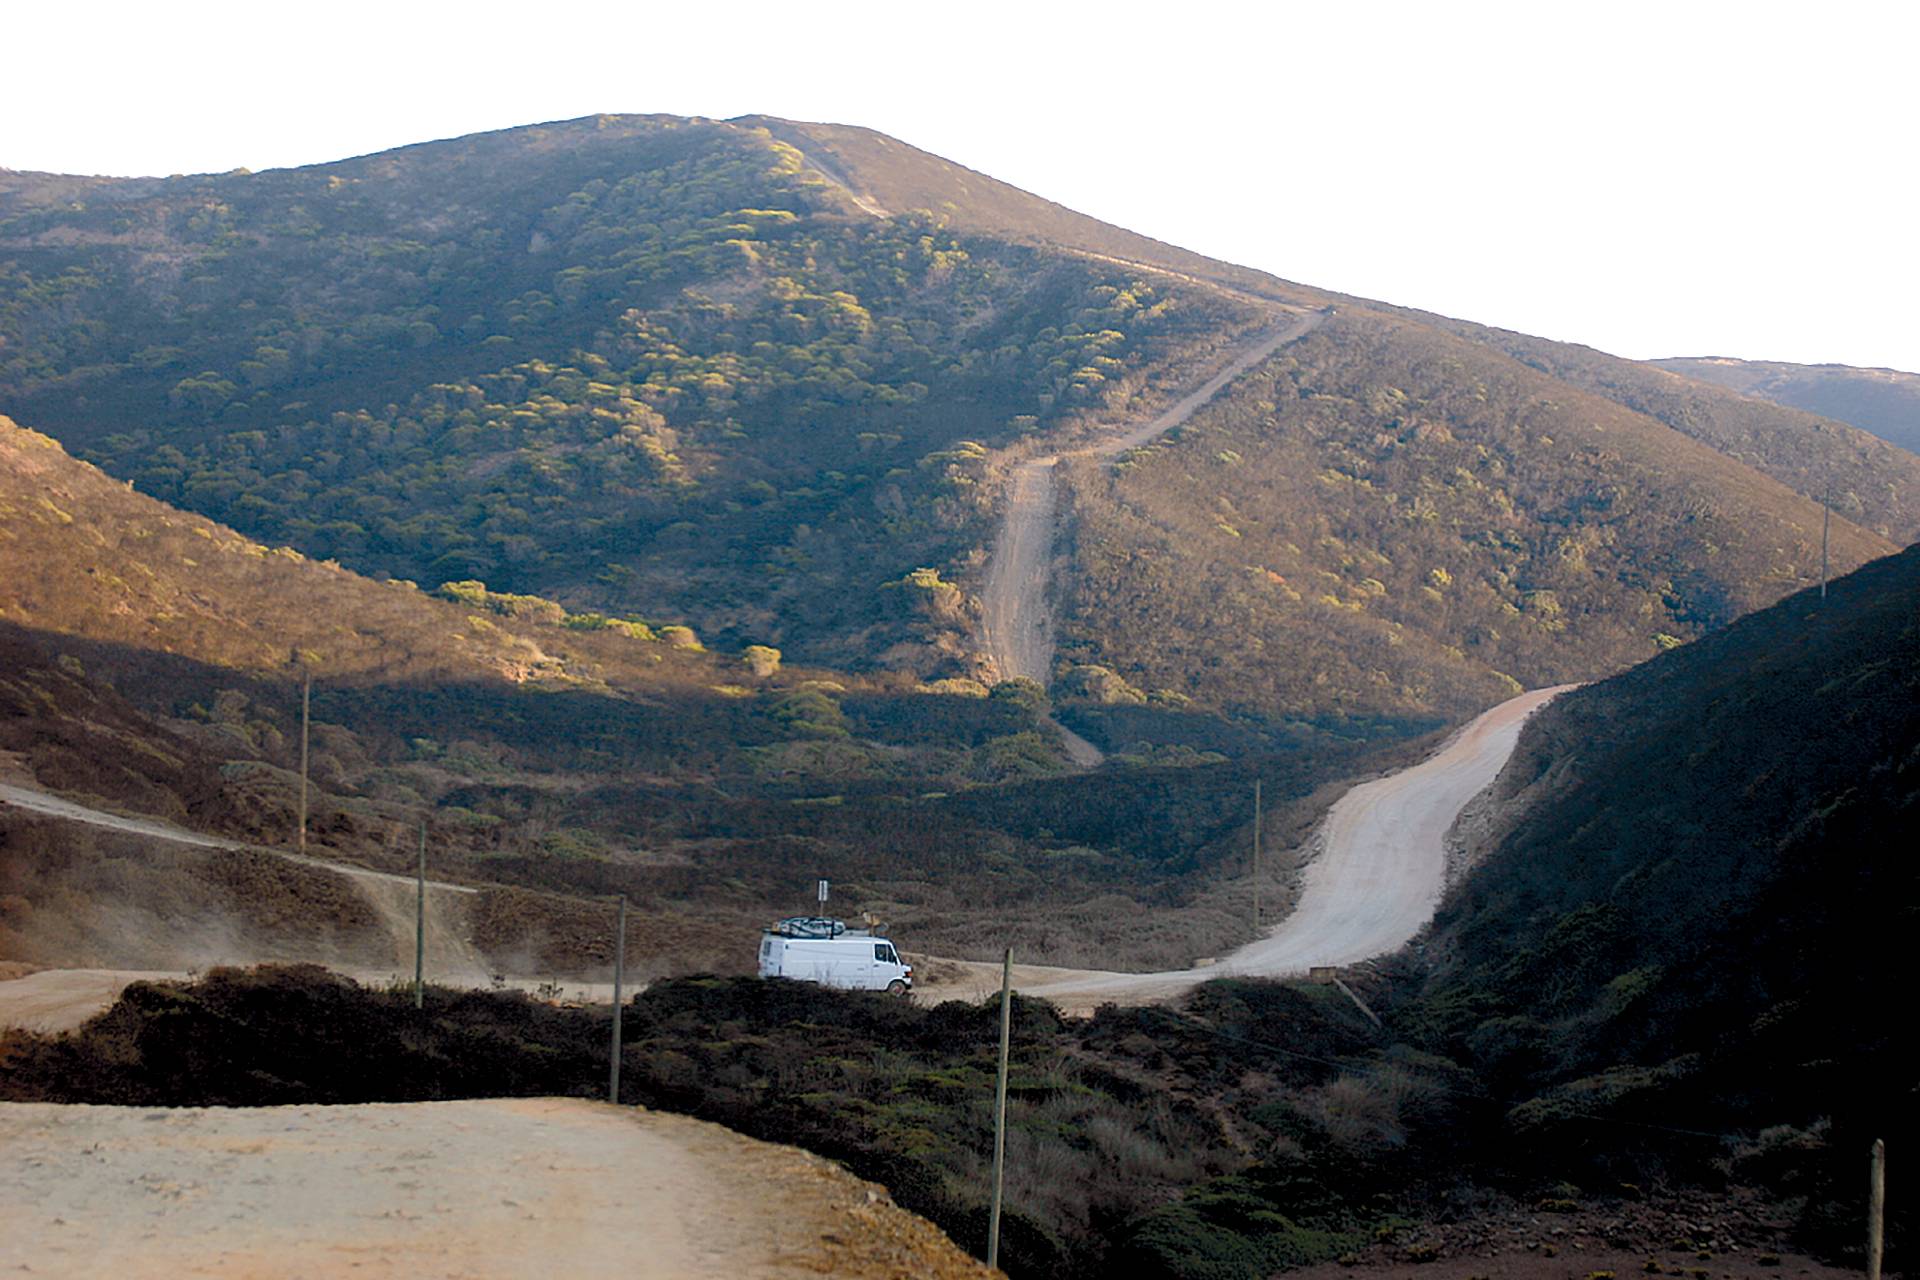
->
{"left": 767, "top": 916, "right": 848, "bottom": 938}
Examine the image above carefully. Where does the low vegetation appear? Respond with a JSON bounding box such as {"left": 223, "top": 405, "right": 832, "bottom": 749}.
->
{"left": 1, "top": 116, "right": 1259, "bottom": 673}
{"left": 1418, "top": 315, "right": 1920, "bottom": 541}
{"left": 1402, "top": 543, "right": 1920, "bottom": 1267}
{"left": 1655, "top": 354, "right": 1920, "bottom": 457}
{"left": 1058, "top": 312, "right": 1894, "bottom": 724}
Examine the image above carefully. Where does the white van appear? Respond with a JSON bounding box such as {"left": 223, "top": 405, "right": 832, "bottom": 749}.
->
{"left": 758, "top": 917, "right": 913, "bottom": 993}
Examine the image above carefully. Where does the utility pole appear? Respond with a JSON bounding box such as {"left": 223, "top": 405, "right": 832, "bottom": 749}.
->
{"left": 298, "top": 670, "right": 311, "bottom": 852}
{"left": 608, "top": 894, "right": 628, "bottom": 1105}
{"left": 1252, "top": 778, "right": 1262, "bottom": 930}
{"left": 1868, "top": 1138, "right": 1886, "bottom": 1280}
{"left": 988, "top": 947, "right": 1012, "bottom": 1271}
{"left": 413, "top": 823, "right": 426, "bottom": 1009}
{"left": 1820, "top": 482, "right": 1832, "bottom": 601}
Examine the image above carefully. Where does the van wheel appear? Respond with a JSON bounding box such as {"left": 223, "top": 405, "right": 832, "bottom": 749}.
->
{"left": 887, "top": 980, "right": 908, "bottom": 996}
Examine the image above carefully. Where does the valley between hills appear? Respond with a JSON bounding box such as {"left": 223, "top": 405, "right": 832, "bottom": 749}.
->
{"left": 2, "top": 112, "right": 1914, "bottom": 1278}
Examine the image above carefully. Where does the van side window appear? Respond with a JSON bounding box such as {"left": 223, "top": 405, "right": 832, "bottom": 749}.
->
{"left": 873, "top": 944, "right": 888, "bottom": 962}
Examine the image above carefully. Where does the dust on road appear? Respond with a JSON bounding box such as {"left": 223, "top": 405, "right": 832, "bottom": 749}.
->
{"left": 0, "top": 1097, "right": 997, "bottom": 1279}
{"left": 0, "top": 967, "right": 185, "bottom": 1034}
{"left": 0, "top": 782, "right": 478, "bottom": 897}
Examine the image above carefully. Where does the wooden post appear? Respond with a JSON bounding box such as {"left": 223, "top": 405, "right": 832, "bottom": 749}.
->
{"left": 608, "top": 894, "right": 627, "bottom": 1105}
{"left": 1252, "top": 778, "right": 1262, "bottom": 930}
{"left": 1820, "top": 482, "right": 1831, "bottom": 601}
{"left": 1869, "top": 1138, "right": 1885, "bottom": 1280}
{"left": 988, "top": 947, "right": 1012, "bottom": 1270}
{"left": 297, "top": 671, "right": 311, "bottom": 852}
{"left": 413, "top": 823, "right": 426, "bottom": 1010}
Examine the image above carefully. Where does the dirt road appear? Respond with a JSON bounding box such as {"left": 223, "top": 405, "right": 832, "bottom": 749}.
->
{"left": 977, "top": 308, "right": 1327, "bottom": 692}
{"left": 0, "top": 968, "right": 185, "bottom": 1033}
{"left": 0, "top": 781, "right": 477, "bottom": 896}
{"left": 915, "top": 685, "right": 1571, "bottom": 1011}
{"left": 0, "top": 1097, "right": 994, "bottom": 1279}
{"left": 976, "top": 309, "right": 1328, "bottom": 767}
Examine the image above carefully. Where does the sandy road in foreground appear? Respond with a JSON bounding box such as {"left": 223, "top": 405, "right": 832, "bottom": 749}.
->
{"left": 917, "top": 685, "right": 1573, "bottom": 1011}
{"left": 0, "top": 1098, "right": 995, "bottom": 1279}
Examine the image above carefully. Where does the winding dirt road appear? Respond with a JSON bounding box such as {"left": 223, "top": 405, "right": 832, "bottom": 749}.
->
{"left": 977, "top": 308, "right": 1329, "bottom": 696}
{"left": 915, "top": 685, "right": 1572, "bottom": 1012}
{"left": 0, "top": 1098, "right": 993, "bottom": 1279}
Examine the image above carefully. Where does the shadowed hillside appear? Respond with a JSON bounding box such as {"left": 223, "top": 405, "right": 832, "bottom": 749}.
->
{"left": 0, "top": 624, "right": 230, "bottom": 824}
{"left": 1407, "top": 543, "right": 1918, "bottom": 1255}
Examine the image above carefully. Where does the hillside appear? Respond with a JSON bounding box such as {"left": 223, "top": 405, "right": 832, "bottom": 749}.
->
{"left": 1657, "top": 355, "right": 1920, "bottom": 455}
{"left": 1408, "top": 543, "right": 1918, "bottom": 1249}
{"left": 1410, "top": 318, "right": 1920, "bottom": 542}
{"left": 752, "top": 119, "right": 1920, "bottom": 541}
{"left": 0, "top": 415, "right": 580, "bottom": 683}
{"left": 4, "top": 413, "right": 1407, "bottom": 974}
{"left": 8, "top": 114, "right": 1914, "bottom": 734}
{"left": 737, "top": 116, "right": 1331, "bottom": 305}
{"left": 1054, "top": 310, "right": 1895, "bottom": 729}
{"left": 0, "top": 114, "right": 1261, "bottom": 676}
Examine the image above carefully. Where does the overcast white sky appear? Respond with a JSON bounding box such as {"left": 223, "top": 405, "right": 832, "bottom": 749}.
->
{"left": 6, "top": 0, "right": 1915, "bottom": 370}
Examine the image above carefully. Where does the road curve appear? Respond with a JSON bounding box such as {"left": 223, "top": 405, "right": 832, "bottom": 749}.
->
{"left": 977, "top": 308, "right": 1329, "bottom": 691}
{"left": 924, "top": 684, "right": 1572, "bottom": 1010}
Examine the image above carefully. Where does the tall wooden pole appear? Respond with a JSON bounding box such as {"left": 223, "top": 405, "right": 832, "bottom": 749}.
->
{"left": 608, "top": 894, "right": 628, "bottom": 1105}
{"left": 1820, "top": 483, "right": 1832, "bottom": 601}
{"left": 413, "top": 823, "right": 426, "bottom": 1009}
{"left": 988, "top": 947, "right": 1012, "bottom": 1270}
{"left": 1252, "top": 778, "right": 1262, "bottom": 930}
{"left": 297, "top": 671, "right": 311, "bottom": 852}
{"left": 1868, "top": 1138, "right": 1886, "bottom": 1280}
